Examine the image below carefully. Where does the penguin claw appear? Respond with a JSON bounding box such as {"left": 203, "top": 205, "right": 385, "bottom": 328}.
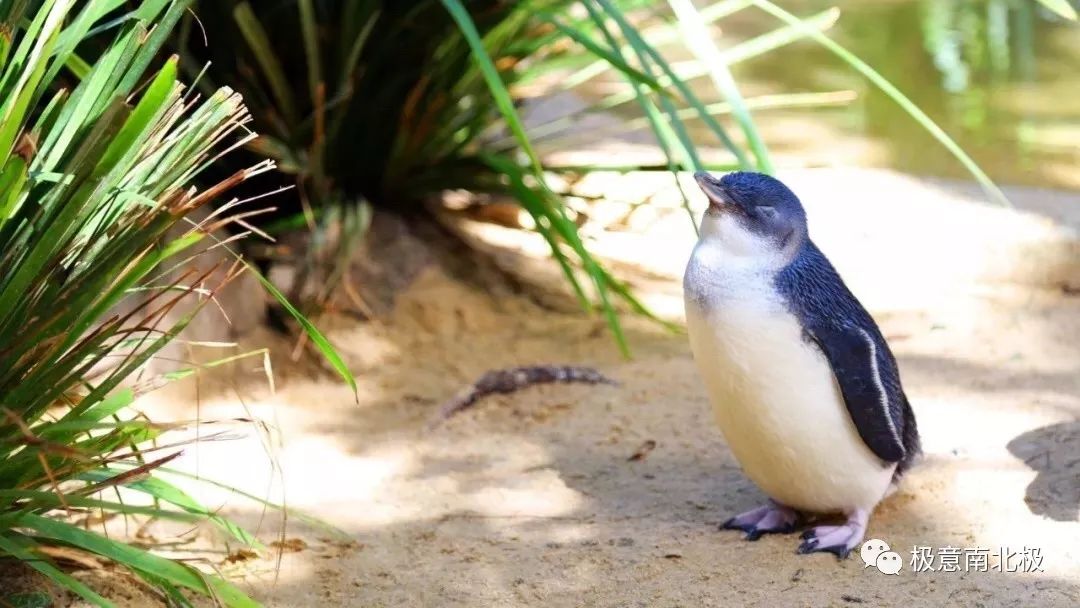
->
{"left": 795, "top": 509, "right": 869, "bottom": 560}
{"left": 720, "top": 502, "right": 799, "bottom": 541}
{"left": 796, "top": 538, "right": 851, "bottom": 559}
{"left": 743, "top": 524, "right": 796, "bottom": 541}
{"left": 719, "top": 518, "right": 761, "bottom": 540}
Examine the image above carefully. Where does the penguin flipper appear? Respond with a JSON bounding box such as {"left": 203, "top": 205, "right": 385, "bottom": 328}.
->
{"left": 804, "top": 323, "right": 907, "bottom": 463}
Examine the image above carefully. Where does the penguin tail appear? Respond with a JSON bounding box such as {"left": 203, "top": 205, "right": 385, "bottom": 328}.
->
{"left": 892, "top": 395, "right": 922, "bottom": 480}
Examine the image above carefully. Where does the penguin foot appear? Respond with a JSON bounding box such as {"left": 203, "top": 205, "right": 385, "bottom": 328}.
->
{"left": 721, "top": 501, "right": 799, "bottom": 541}
{"left": 796, "top": 508, "right": 870, "bottom": 558}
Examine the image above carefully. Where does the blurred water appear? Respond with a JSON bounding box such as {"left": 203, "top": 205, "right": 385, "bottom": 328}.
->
{"left": 644, "top": 0, "right": 1080, "bottom": 190}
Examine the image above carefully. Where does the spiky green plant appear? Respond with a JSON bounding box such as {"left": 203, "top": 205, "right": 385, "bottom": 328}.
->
{"left": 0, "top": 1, "right": 350, "bottom": 605}
{"left": 177, "top": 0, "right": 775, "bottom": 353}
{"left": 178, "top": 0, "right": 1013, "bottom": 355}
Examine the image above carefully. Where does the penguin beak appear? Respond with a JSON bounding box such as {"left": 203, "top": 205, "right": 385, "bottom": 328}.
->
{"left": 693, "top": 171, "right": 737, "bottom": 213}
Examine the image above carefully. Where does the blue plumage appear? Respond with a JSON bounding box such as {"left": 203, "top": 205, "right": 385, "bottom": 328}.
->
{"left": 776, "top": 241, "right": 920, "bottom": 473}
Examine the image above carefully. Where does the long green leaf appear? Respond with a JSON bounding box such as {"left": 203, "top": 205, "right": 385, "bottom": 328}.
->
{"left": 556, "top": 0, "right": 753, "bottom": 88}
{"left": 1035, "top": 0, "right": 1077, "bottom": 20}
{"left": 18, "top": 513, "right": 257, "bottom": 607}
{"left": 156, "top": 465, "right": 352, "bottom": 540}
{"left": 579, "top": 1, "right": 698, "bottom": 230}
{"left": 443, "top": 0, "right": 635, "bottom": 354}
{"left": 0, "top": 534, "right": 114, "bottom": 608}
{"left": 249, "top": 263, "right": 358, "bottom": 395}
{"left": 440, "top": 0, "right": 546, "bottom": 176}
{"left": 516, "top": 8, "right": 840, "bottom": 151}
{"left": 592, "top": 0, "right": 749, "bottom": 167}
{"left": 233, "top": 1, "right": 298, "bottom": 126}
{"left": 749, "top": 0, "right": 1009, "bottom": 206}
{"left": 78, "top": 469, "right": 260, "bottom": 547}
{"left": 667, "top": 0, "right": 772, "bottom": 172}
{"left": 93, "top": 57, "right": 177, "bottom": 179}
{"left": 297, "top": 0, "right": 322, "bottom": 105}
{"left": 537, "top": 11, "right": 673, "bottom": 97}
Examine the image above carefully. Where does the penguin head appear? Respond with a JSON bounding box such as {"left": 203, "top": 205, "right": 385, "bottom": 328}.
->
{"left": 693, "top": 171, "right": 807, "bottom": 267}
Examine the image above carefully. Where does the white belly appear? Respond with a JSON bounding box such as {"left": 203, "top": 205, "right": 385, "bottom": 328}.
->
{"left": 684, "top": 257, "right": 893, "bottom": 513}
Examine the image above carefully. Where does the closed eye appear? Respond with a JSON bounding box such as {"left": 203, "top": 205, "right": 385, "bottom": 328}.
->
{"left": 757, "top": 206, "right": 777, "bottom": 219}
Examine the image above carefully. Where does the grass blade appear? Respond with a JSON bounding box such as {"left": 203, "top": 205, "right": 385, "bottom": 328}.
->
{"left": 439, "top": 0, "right": 546, "bottom": 176}
{"left": 1035, "top": 0, "right": 1077, "bottom": 20}
{"left": 0, "top": 535, "right": 114, "bottom": 608}
{"left": 156, "top": 465, "right": 352, "bottom": 540}
{"left": 667, "top": 0, "right": 772, "bottom": 172}
{"left": 592, "top": 0, "right": 750, "bottom": 167}
{"left": 18, "top": 513, "right": 257, "bottom": 607}
{"left": 297, "top": 0, "right": 322, "bottom": 106}
{"left": 232, "top": 1, "right": 298, "bottom": 126}
{"left": 749, "top": 0, "right": 1009, "bottom": 206}
{"left": 442, "top": 0, "right": 632, "bottom": 353}
{"left": 77, "top": 469, "right": 260, "bottom": 547}
{"left": 557, "top": 0, "right": 754, "bottom": 88}
{"left": 249, "top": 263, "right": 358, "bottom": 395}
{"left": 579, "top": 1, "right": 698, "bottom": 229}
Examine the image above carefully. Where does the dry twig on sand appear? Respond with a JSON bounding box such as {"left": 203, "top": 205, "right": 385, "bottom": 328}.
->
{"left": 431, "top": 365, "right": 618, "bottom": 427}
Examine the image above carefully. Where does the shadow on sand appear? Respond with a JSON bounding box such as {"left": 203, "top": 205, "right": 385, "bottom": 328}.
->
{"left": 1008, "top": 421, "right": 1080, "bottom": 523}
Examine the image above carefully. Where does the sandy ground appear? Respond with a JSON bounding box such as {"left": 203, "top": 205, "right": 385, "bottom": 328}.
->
{"left": 6, "top": 169, "right": 1080, "bottom": 607}
{"left": 199, "top": 280, "right": 1080, "bottom": 608}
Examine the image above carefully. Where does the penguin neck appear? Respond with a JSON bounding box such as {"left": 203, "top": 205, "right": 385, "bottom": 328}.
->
{"left": 691, "top": 231, "right": 806, "bottom": 280}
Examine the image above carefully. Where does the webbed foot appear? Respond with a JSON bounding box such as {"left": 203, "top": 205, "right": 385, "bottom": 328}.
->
{"left": 721, "top": 501, "right": 800, "bottom": 541}
{"left": 796, "top": 508, "right": 870, "bottom": 559}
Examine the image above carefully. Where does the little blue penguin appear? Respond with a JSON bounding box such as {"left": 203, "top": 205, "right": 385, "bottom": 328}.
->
{"left": 683, "top": 170, "right": 920, "bottom": 558}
